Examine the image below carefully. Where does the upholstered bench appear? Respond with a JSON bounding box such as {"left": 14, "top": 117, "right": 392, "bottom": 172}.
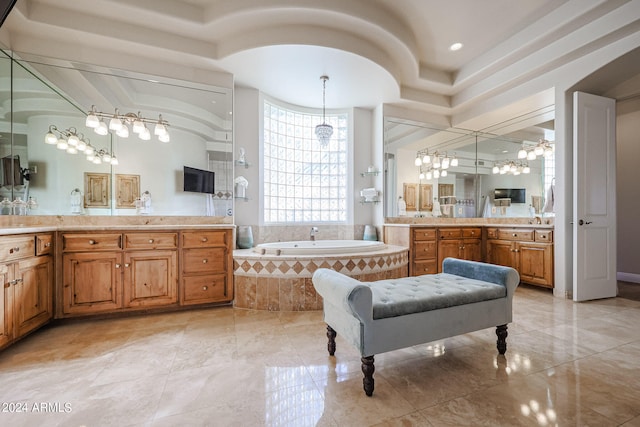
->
{"left": 312, "top": 257, "right": 520, "bottom": 396}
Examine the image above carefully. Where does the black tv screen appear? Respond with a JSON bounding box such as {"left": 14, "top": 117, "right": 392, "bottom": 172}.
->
{"left": 494, "top": 188, "right": 525, "bottom": 204}
{"left": 183, "top": 166, "right": 215, "bottom": 194}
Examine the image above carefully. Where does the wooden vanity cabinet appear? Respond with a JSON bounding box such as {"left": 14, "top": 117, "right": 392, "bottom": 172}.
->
{"left": 1, "top": 233, "right": 53, "bottom": 350}
{"left": 410, "top": 228, "right": 437, "bottom": 276}
{"left": 61, "top": 233, "right": 124, "bottom": 316}
{"left": 123, "top": 232, "right": 178, "bottom": 308}
{"left": 180, "top": 229, "right": 233, "bottom": 305}
{"left": 61, "top": 231, "right": 179, "bottom": 316}
{"left": 486, "top": 228, "right": 554, "bottom": 288}
{"left": 436, "top": 227, "right": 482, "bottom": 272}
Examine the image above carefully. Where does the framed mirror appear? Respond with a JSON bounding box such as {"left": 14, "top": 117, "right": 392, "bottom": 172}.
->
{"left": 384, "top": 106, "right": 555, "bottom": 219}
{"left": 0, "top": 49, "right": 233, "bottom": 217}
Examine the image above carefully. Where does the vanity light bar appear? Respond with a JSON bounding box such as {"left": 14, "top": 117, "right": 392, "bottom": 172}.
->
{"left": 44, "top": 125, "right": 118, "bottom": 165}
{"left": 85, "top": 106, "right": 170, "bottom": 143}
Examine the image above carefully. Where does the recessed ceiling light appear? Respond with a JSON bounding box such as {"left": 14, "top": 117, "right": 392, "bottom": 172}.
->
{"left": 502, "top": 150, "right": 509, "bottom": 153}
{"left": 449, "top": 42, "right": 463, "bottom": 51}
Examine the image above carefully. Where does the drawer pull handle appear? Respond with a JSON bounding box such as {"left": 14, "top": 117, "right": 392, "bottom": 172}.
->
{"left": 148, "top": 239, "right": 154, "bottom": 243}
{"left": 89, "top": 240, "right": 96, "bottom": 245}
{"left": 202, "top": 259, "right": 208, "bottom": 264}
{"left": 202, "top": 286, "right": 208, "bottom": 291}
{"left": 115, "top": 264, "right": 121, "bottom": 269}
{"left": 201, "top": 237, "right": 208, "bottom": 242}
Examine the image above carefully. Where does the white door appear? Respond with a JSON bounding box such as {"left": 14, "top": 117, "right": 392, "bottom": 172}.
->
{"left": 573, "top": 91, "right": 617, "bottom": 301}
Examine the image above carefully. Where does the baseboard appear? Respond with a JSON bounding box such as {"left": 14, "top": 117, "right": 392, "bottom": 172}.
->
{"left": 617, "top": 272, "right": 640, "bottom": 283}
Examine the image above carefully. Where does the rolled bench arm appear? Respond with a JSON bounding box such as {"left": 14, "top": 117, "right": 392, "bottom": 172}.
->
{"left": 312, "top": 268, "right": 373, "bottom": 323}
{"left": 442, "top": 257, "right": 520, "bottom": 295}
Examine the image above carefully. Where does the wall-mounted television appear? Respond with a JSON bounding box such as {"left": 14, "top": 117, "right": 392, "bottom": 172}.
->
{"left": 183, "top": 166, "right": 215, "bottom": 194}
{"left": 494, "top": 188, "right": 526, "bottom": 204}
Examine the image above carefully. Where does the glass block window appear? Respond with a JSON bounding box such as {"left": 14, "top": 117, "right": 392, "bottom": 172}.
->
{"left": 263, "top": 100, "right": 349, "bottom": 223}
{"left": 543, "top": 151, "right": 555, "bottom": 213}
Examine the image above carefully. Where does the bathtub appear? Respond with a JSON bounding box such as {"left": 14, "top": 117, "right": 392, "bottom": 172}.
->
{"left": 253, "top": 239, "right": 386, "bottom": 255}
{"left": 234, "top": 240, "right": 409, "bottom": 311}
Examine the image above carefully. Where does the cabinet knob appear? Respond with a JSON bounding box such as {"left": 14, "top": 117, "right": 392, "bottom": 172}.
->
{"left": 202, "top": 259, "right": 208, "bottom": 264}
{"left": 148, "top": 239, "right": 154, "bottom": 243}
{"left": 201, "top": 237, "right": 208, "bottom": 242}
{"left": 115, "top": 264, "right": 121, "bottom": 268}
{"left": 89, "top": 240, "right": 96, "bottom": 245}
{"left": 512, "top": 233, "right": 517, "bottom": 237}
{"left": 514, "top": 249, "right": 519, "bottom": 253}
{"left": 202, "top": 286, "right": 208, "bottom": 291}
{"left": 125, "top": 263, "right": 130, "bottom": 267}
{"left": 9, "top": 246, "right": 20, "bottom": 253}
{"left": 45, "top": 242, "right": 51, "bottom": 247}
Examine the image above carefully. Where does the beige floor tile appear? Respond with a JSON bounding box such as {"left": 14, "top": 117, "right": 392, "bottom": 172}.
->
{"left": 1, "top": 287, "right": 639, "bottom": 427}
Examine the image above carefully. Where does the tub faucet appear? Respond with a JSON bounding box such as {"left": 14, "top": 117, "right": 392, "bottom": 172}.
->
{"left": 310, "top": 227, "right": 319, "bottom": 241}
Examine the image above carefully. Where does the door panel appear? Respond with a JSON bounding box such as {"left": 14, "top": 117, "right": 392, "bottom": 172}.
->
{"left": 15, "top": 256, "right": 53, "bottom": 337}
{"left": 573, "top": 91, "right": 617, "bottom": 301}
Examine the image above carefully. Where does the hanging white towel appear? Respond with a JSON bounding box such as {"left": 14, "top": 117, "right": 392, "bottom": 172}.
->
{"left": 205, "top": 194, "right": 215, "bottom": 216}
{"left": 542, "top": 184, "right": 555, "bottom": 213}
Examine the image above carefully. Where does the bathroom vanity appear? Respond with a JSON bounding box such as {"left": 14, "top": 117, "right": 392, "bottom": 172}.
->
{"left": 0, "top": 216, "right": 234, "bottom": 351}
{"left": 384, "top": 220, "right": 554, "bottom": 289}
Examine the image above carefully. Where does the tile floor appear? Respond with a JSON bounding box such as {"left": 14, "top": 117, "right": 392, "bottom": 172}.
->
{"left": 1, "top": 285, "right": 640, "bottom": 426}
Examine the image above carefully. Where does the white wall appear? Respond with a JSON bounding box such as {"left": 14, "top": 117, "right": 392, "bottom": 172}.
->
{"left": 616, "top": 103, "right": 640, "bottom": 278}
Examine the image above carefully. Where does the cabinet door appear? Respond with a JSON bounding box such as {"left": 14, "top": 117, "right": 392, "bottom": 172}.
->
{"left": 462, "top": 239, "right": 482, "bottom": 263}
{"left": 0, "top": 264, "right": 13, "bottom": 348}
{"left": 14, "top": 256, "right": 53, "bottom": 338}
{"left": 123, "top": 250, "right": 177, "bottom": 308}
{"left": 62, "top": 252, "right": 123, "bottom": 315}
{"left": 518, "top": 242, "right": 554, "bottom": 288}
{"left": 437, "top": 240, "right": 462, "bottom": 272}
{"left": 487, "top": 240, "right": 517, "bottom": 270}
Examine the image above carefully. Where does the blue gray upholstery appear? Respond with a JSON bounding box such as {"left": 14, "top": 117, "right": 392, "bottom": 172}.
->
{"left": 312, "top": 257, "right": 520, "bottom": 357}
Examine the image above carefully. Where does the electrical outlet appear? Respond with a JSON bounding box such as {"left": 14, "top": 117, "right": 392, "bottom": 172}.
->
{"left": 491, "top": 206, "right": 496, "bottom": 214}
{"left": 458, "top": 207, "right": 463, "bottom": 214}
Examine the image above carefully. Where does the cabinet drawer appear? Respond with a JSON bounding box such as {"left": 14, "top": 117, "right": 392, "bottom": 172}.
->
{"left": 462, "top": 228, "right": 481, "bottom": 238}
{"left": 35, "top": 234, "right": 53, "bottom": 256}
{"left": 486, "top": 228, "right": 498, "bottom": 239}
{"left": 182, "top": 274, "right": 228, "bottom": 305}
{"left": 413, "top": 241, "right": 436, "bottom": 259}
{"left": 182, "top": 248, "right": 227, "bottom": 273}
{"left": 413, "top": 228, "right": 436, "bottom": 241}
{"left": 496, "top": 229, "right": 534, "bottom": 242}
{"left": 62, "top": 233, "right": 122, "bottom": 252}
{"left": 125, "top": 232, "right": 178, "bottom": 250}
{"left": 438, "top": 228, "right": 462, "bottom": 239}
{"left": 181, "top": 230, "right": 228, "bottom": 248}
{"left": 0, "top": 235, "right": 35, "bottom": 262}
{"left": 535, "top": 230, "right": 553, "bottom": 242}
{"left": 412, "top": 260, "right": 437, "bottom": 276}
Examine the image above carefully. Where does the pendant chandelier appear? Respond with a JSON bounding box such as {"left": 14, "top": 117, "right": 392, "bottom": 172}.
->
{"left": 315, "top": 75, "right": 333, "bottom": 147}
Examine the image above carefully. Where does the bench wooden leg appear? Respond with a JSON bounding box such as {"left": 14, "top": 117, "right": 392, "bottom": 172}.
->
{"left": 496, "top": 324, "right": 508, "bottom": 355}
{"left": 327, "top": 325, "right": 336, "bottom": 356}
{"left": 361, "top": 356, "right": 375, "bottom": 396}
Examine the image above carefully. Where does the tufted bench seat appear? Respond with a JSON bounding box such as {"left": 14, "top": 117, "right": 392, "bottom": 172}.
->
{"left": 312, "top": 257, "right": 520, "bottom": 396}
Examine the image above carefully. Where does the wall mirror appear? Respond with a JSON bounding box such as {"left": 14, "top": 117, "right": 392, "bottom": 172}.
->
{"left": 0, "top": 49, "right": 233, "bottom": 217}
{"left": 384, "top": 106, "right": 555, "bottom": 219}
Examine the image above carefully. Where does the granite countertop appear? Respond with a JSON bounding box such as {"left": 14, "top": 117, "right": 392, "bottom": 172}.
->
{"left": 0, "top": 222, "right": 235, "bottom": 236}
{"left": 384, "top": 220, "right": 554, "bottom": 229}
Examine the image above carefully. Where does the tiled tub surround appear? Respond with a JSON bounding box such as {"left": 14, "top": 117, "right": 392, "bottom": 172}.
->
{"left": 233, "top": 244, "right": 408, "bottom": 311}
{"left": 238, "top": 224, "right": 374, "bottom": 246}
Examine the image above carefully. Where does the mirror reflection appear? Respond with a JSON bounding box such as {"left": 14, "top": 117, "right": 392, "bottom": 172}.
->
{"left": 384, "top": 107, "right": 555, "bottom": 219}
{"left": 0, "top": 49, "right": 233, "bottom": 216}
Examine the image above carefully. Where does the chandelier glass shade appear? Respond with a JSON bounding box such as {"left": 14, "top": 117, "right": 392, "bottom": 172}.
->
{"left": 415, "top": 150, "right": 459, "bottom": 180}
{"left": 85, "top": 106, "right": 170, "bottom": 142}
{"left": 315, "top": 76, "right": 333, "bottom": 147}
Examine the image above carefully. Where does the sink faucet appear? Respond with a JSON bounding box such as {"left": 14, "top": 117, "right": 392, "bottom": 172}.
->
{"left": 310, "top": 227, "right": 319, "bottom": 241}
